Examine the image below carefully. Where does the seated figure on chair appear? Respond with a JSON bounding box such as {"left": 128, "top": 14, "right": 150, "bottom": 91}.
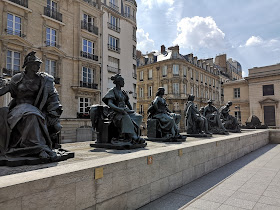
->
{"left": 185, "top": 95, "right": 211, "bottom": 136}
{"left": 147, "top": 87, "right": 182, "bottom": 140}
{"left": 219, "top": 101, "right": 241, "bottom": 133}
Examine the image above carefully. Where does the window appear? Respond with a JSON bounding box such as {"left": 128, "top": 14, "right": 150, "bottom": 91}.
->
{"left": 201, "top": 89, "right": 204, "bottom": 98}
{"left": 183, "top": 66, "right": 187, "bottom": 77}
{"left": 183, "top": 84, "right": 187, "bottom": 94}
{"left": 140, "top": 104, "right": 144, "bottom": 114}
{"left": 205, "top": 75, "right": 207, "bottom": 84}
{"left": 46, "top": 27, "right": 56, "bottom": 46}
{"left": 139, "top": 87, "right": 144, "bottom": 98}
{"left": 82, "top": 67, "right": 94, "bottom": 84}
{"left": 205, "top": 90, "right": 208, "bottom": 99}
{"left": 132, "top": 27, "right": 136, "bottom": 40}
{"left": 133, "top": 46, "right": 136, "bottom": 59}
{"left": 162, "top": 66, "right": 167, "bottom": 77}
{"left": 108, "top": 56, "right": 119, "bottom": 73}
{"left": 195, "top": 71, "right": 199, "bottom": 81}
{"left": 148, "top": 86, "right": 153, "bottom": 98}
{"left": 83, "top": 13, "right": 94, "bottom": 26}
{"left": 196, "top": 86, "right": 199, "bottom": 97}
{"left": 163, "top": 84, "right": 168, "bottom": 94}
{"left": 109, "top": 14, "right": 120, "bottom": 32}
{"left": 235, "top": 111, "right": 241, "bottom": 123}
{"left": 125, "top": 5, "right": 131, "bottom": 17}
{"left": 191, "top": 86, "right": 194, "bottom": 95}
{"left": 108, "top": 35, "right": 119, "bottom": 52}
{"left": 173, "top": 64, "right": 179, "bottom": 75}
{"left": 45, "top": 59, "right": 56, "bottom": 77}
{"left": 82, "top": 13, "right": 96, "bottom": 33}
{"left": 7, "top": 13, "right": 21, "bottom": 36}
{"left": 133, "top": 64, "right": 136, "bottom": 79}
{"left": 200, "top": 73, "right": 203, "bottom": 83}
{"left": 173, "top": 83, "right": 179, "bottom": 95}
{"left": 234, "top": 88, "right": 240, "bottom": 98}
{"left": 263, "top": 85, "right": 274, "bottom": 96}
{"left": 47, "top": 0, "right": 57, "bottom": 12}
{"left": 6, "top": 50, "right": 20, "bottom": 72}
{"left": 148, "top": 69, "right": 153, "bottom": 79}
{"left": 213, "top": 79, "right": 215, "bottom": 87}
{"left": 190, "top": 68, "right": 193, "bottom": 79}
{"left": 79, "top": 97, "right": 91, "bottom": 114}
{"left": 140, "top": 71, "right": 143, "bottom": 81}
{"left": 173, "top": 52, "right": 178, "bottom": 59}
{"left": 83, "top": 39, "right": 94, "bottom": 54}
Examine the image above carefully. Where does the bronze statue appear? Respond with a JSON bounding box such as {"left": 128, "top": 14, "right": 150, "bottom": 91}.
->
{"left": 219, "top": 101, "right": 241, "bottom": 133}
{"left": 0, "top": 51, "right": 73, "bottom": 166}
{"left": 147, "top": 87, "right": 184, "bottom": 141}
{"left": 185, "top": 95, "right": 211, "bottom": 137}
{"left": 203, "top": 100, "right": 229, "bottom": 134}
{"left": 90, "top": 74, "right": 146, "bottom": 149}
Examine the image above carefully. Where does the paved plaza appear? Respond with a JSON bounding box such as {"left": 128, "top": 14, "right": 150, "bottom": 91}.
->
{"left": 140, "top": 144, "right": 280, "bottom": 210}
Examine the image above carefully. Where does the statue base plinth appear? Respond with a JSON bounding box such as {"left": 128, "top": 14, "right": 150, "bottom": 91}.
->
{"left": 0, "top": 148, "right": 74, "bottom": 167}
{"left": 146, "top": 137, "right": 186, "bottom": 142}
{"left": 185, "top": 133, "right": 212, "bottom": 137}
{"left": 90, "top": 141, "right": 147, "bottom": 150}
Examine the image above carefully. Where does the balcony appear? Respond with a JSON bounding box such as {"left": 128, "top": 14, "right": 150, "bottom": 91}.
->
{"left": 8, "top": 0, "right": 28, "bottom": 8}
{"left": 80, "top": 51, "right": 98, "bottom": 61}
{"left": 132, "top": 73, "right": 137, "bottom": 79}
{"left": 124, "top": 13, "right": 136, "bottom": 22}
{"left": 80, "top": 81, "right": 98, "bottom": 89}
{"left": 107, "top": 22, "right": 120, "bottom": 33}
{"left": 3, "top": 68, "right": 20, "bottom": 77}
{"left": 45, "top": 40, "right": 60, "bottom": 48}
{"left": 83, "top": 0, "right": 96, "bottom": 7}
{"left": 81, "top": 20, "right": 98, "bottom": 35}
{"left": 107, "top": 65, "right": 119, "bottom": 73}
{"left": 109, "top": 2, "right": 119, "bottom": 11}
{"left": 108, "top": 44, "right": 120, "bottom": 53}
{"left": 5, "top": 29, "right": 25, "bottom": 38}
{"left": 44, "top": 7, "right": 62, "bottom": 22}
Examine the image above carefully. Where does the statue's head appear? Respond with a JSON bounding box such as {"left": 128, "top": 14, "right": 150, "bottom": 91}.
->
{"left": 188, "top": 94, "right": 195, "bottom": 102}
{"left": 111, "top": 74, "right": 124, "bottom": 87}
{"left": 22, "top": 51, "right": 42, "bottom": 70}
{"left": 226, "top": 101, "right": 232, "bottom": 107}
{"left": 156, "top": 87, "right": 165, "bottom": 96}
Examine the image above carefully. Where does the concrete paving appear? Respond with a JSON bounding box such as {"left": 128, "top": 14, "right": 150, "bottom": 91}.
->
{"left": 139, "top": 144, "right": 280, "bottom": 210}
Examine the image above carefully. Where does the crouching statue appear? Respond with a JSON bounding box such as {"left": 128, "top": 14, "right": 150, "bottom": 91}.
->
{"left": 90, "top": 74, "right": 146, "bottom": 149}
{"left": 185, "top": 95, "right": 212, "bottom": 137}
{"left": 146, "top": 87, "right": 185, "bottom": 142}
{"left": 219, "top": 101, "right": 241, "bottom": 133}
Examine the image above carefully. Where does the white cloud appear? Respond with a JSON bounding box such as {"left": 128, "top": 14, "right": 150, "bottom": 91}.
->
{"left": 242, "top": 70, "right": 248, "bottom": 77}
{"left": 140, "top": 0, "right": 174, "bottom": 9}
{"left": 172, "top": 16, "right": 226, "bottom": 50}
{"left": 245, "top": 36, "right": 263, "bottom": 46}
{"left": 136, "top": 28, "right": 155, "bottom": 53}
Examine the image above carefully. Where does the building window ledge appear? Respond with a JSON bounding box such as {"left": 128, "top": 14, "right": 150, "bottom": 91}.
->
{"left": 42, "top": 14, "right": 65, "bottom": 26}
{"left": 3, "top": 0, "right": 32, "bottom": 12}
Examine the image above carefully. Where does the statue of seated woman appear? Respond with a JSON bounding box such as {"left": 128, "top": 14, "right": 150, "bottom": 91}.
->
{"left": 147, "top": 87, "right": 182, "bottom": 140}
{"left": 203, "top": 100, "right": 228, "bottom": 134}
{"left": 185, "top": 95, "right": 211, "bottom": 136}
{"left": 0, "top": 51, "right": 69, "bottom": 164}
{"left": 219, "top": 101, "right": 241, "bottom": 132}
{"left": 90, "top": 74, "right": 146, "bottom": 149}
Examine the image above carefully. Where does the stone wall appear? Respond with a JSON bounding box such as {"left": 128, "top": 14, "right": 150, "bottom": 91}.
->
{"left": 0, "top": 130, "right": 270, "bottom": 210}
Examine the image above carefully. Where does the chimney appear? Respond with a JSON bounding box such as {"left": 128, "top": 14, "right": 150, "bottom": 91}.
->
{"left": 161, "top": 45, "right": 166, "bottom": 53}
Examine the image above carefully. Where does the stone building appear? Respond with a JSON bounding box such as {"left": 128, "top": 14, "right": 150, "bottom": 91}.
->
{"left": 136, "top": 45, "right": 222, "bottom": 131}
{"left": 223, "top": 63, "right": 280, "bottom": 128}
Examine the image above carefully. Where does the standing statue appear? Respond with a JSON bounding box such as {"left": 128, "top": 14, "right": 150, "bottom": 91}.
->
{"left": 147, "top": 87, "right": 184, "bottom": 141}
{"left": 90, "top": 74, "right": 146, "bottom": 149}
{"left": 219, "top": 101, "right": 241, "bottom": 132}
{"left": 0, "top": 51, "right": 73, "bottom": 166}
{"left": 203, "top": 100, "right": 228, "bottom": 134}
{"left": 185, "top": 95, "right": 212, "bottom": 137}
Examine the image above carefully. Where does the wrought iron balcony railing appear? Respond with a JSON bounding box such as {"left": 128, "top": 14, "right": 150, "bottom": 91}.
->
{"left": 9, "top": 0, "right": 28, "bottom": 8}
{"left": 81, "top": 20, "right": 98, "bottom": 35}
{"left": 80, "top": 81, "right": 98, "bottom": 89}
{"left": 109, "top": 2, "right": 119, "bottom": 11}
{"left": 83, "top": 0, "right": 96, "bottom": 7}
{"left": 80, "top": 51, "right": 98, "bottom": 61}
{"left": 45, "top": 40, "right": 60, "bottom": 48}
{"left": 5, "top": 29, "right": 25, "bottom": 38}
{"left": 107, "top": 44, "right": 120, "bottom": 53}
{"left": 107, "top": 22, "right": 120, "bottom": 33}
{"left": 124, "top": 13, "right": 136, "bottom": 22}
{"left": 44, "top": 7, "right": 62, "bottom": 22}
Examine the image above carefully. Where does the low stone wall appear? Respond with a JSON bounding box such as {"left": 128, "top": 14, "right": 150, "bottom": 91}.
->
{"left": 269, "top": 129, "right": 280, "bottom": 144}
{"left": 0, "top": 130, "right": 269, "bottom": 210}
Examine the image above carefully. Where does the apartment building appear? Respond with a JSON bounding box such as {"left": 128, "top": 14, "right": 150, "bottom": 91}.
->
{"left": 0, "top": 0, "right": 103, "bottom": 142}
{"left": 100, "top": 0, "right": 138, "bottom": 110}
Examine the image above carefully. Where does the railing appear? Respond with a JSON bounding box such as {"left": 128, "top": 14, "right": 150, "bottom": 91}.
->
{"left": 5, "top": 29, "right": 25, "bottom": 38}
{"left": 8, "top": 0, "right": 28, "bottom": 8}
{"left": 124, "top": 13, "right": 136, "bottom": 22}
{"left": 109, "top": 2, "right": 119, "bottom": 11}
{"left": 3, "top": 68, "right": 20, "bottom": 77}
{"left": 80, "top": 81, "right": 98, "bottom": 89}
{"left": 107, "top": 44, "right": 120, "bottom": 53}
{"left": 80, "top": 51, "right": 98, "bottom": 61}
{"left": 81, "top": 20, "right": 98, "bottom": 35}
{"left": 107, "top": 65, "right": 119, "bottom": 73}
{"left": 132, "top": 53, "right": 136, "bottom": 60}
{"left": 45, "top": 40, "right": 60, "bottom": 48}
{"left": 83, "top": 0, "right": 96, "bottom": 7}
{"left": 44, "top": 7, "right": 62, "bottom": 22}
{"left": 107, "top": 22, "right": 120, "bottom": 33}
{"left": 132, "top": 73, "right": 137, "bottom": 79}
{"left": 173, "top": 74, "right": 179, "bottom": 76}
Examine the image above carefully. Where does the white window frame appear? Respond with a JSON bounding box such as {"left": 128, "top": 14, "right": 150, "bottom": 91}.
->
{"left": 148, "top": 86, "right": 153, "bottom": 98}
{"left": 108, "top": 35, "right": 119, "bottom": 52}
{"left": 163, "top": 84, "right": 168, "bottom": 94}
{"left": 162, "top": 65, "right": 167, "bottom": 77}
{"left": 83, "top": 38, "right": 94, "bottom": 54}
{"left": 79, "top": 97, "right": 91, "bottom": 114}
{"left": 148, "top": 69, "right": 153, "bottom": 79}
{"left": 190, "top": 68, "right": 193, "bottom": 78}
{"left": 234, "top": 88, "right": 240, "bottom": 98}
{"left": 6, "top": 50, "right": 20, "bottom": 72}
{"left": 140, "top": 71, "right": 144, "bottom": 81}
{"left": 82, "top": 66, "right": 94, "bottom": 84}
{"left": 139, "top": 87, "right": 143, "bottom": 98}
{"left": 173, "top": 83, "right": 180, "bottom": 95}
{"left": 45, "top": 59, "right": 56, "bottom": 77}
{"left": 7, "top": 13, "right": 21, "bottom": 36}
{"left": 173, "top": 64, "right": 179, "bottom": 75}
{"left": 183, "top": 66, "right": 187, "bottom": 77}
{"left": 46, "top": 27, "right": 56, "bottom": 46}
{"left": 183, "top": 84, "right": 187, "bottom": 94}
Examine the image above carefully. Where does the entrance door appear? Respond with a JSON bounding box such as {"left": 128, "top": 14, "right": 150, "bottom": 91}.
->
{"left": 264, "top": 106, "right": 276, "bottom": 126}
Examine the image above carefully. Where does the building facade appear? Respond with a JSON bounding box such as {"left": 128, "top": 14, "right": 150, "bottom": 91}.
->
{"left": 0, "top": 0, "right": 102, "bottom": 142}
{"left": 223, "top": 63, "right": 280, "bottom": 128}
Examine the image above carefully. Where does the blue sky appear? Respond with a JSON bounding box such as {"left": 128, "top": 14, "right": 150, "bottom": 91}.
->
{"left": 136, "top": 0, "right": 280, "bottom": 76}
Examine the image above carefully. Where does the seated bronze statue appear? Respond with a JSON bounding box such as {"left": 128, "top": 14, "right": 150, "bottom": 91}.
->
{"left": 147, "top": 87, "right": 183, "bottom": 140}
{"left": 203, "top": 100, "right": 228, "bottom": 134}
{"left": 0, "top": 51, "right": 71, "bottom": 165}
{"left": 219, "top": 101, "right": 241, "bottom": 132}
{"left": 90, "top": 74, "right": 146, "bottom": 149}
{"left": 185, "top": 95, "right": 211, "bottom": 136}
